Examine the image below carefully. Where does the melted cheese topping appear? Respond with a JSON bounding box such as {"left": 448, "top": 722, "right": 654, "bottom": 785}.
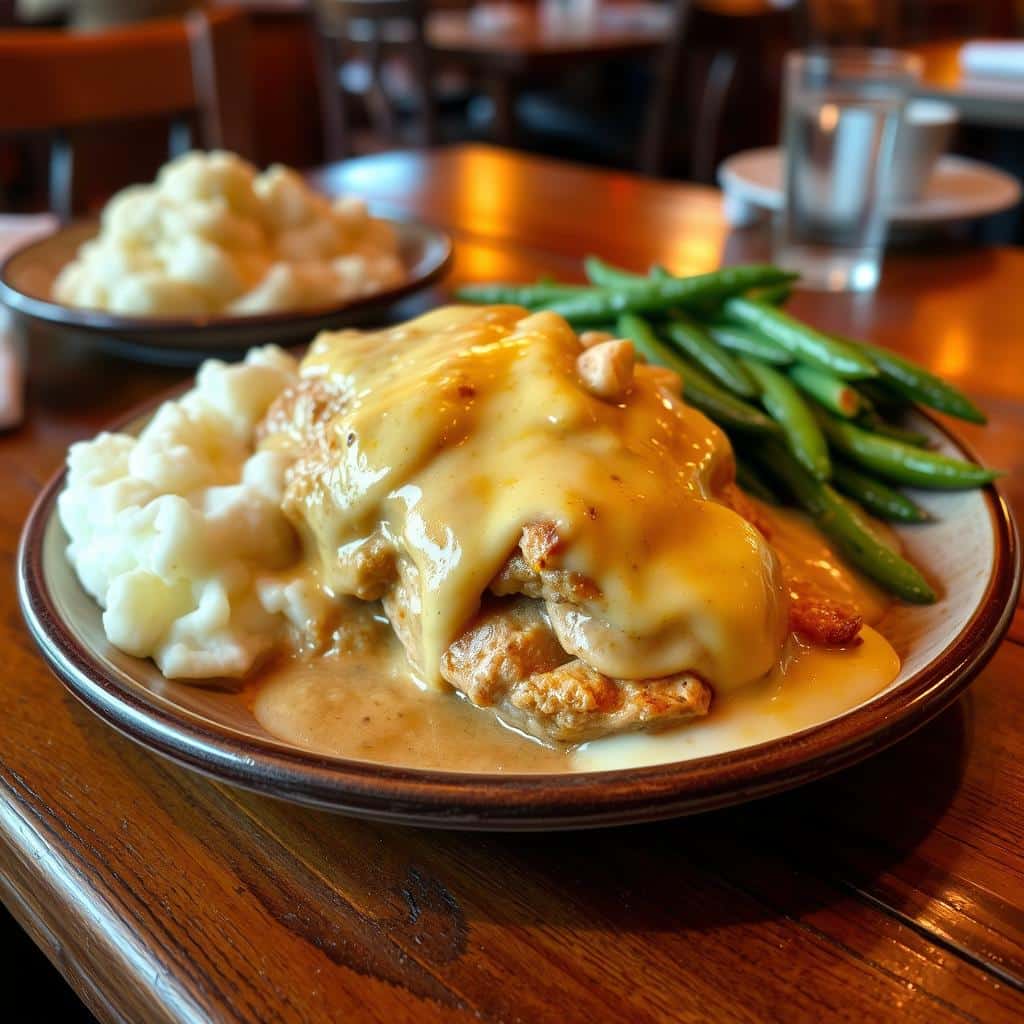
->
{"left": 272, "top": 305, "right": 788, "bottom": 691}
{"left": 251, "top": 505, "right": 901, "bottom": 773}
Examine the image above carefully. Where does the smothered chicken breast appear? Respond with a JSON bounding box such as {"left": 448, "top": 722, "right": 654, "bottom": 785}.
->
{"left": 258, "top": 305, "right": 842, "bottom": 744}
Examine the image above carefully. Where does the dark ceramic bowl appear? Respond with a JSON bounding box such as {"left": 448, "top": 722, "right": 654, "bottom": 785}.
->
{"left": 0, "top": 213, "right": 452, "bottom": 365}
{"left": 17, "top": 396, "right": 1020, "bottom": 830}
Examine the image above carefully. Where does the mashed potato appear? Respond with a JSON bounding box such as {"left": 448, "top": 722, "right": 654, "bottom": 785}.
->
{"left": 54, "top": 151, "right": 405, "bottom": 316}
{"left": 58, "top": 347, "right": 331, "bottom": 678}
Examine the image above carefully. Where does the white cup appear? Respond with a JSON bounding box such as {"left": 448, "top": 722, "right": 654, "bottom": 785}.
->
{"left": 888, "top": 99, "right": 958, "bottom": 204}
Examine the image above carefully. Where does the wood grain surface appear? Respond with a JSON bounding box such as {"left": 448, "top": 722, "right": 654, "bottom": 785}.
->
{"left": 3, "top": 145, "right": 1024, "bottom": 1022}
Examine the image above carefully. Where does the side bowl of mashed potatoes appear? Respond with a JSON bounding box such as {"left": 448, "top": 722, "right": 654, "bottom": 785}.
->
{"left": 0, "top": 151, "right": 451, "bottom": 363}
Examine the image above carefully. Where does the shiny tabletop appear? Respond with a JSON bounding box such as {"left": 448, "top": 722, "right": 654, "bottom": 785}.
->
{"left": 3, "top": 145, "right": 1024, "bottom": 1023}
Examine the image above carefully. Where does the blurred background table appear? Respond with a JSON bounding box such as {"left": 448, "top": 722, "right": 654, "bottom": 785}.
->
{"left": 911, "top": 37, "right": 1024, "bottom": 128}
{"left": 425, "top": 3, "right": 670, "bottom": 144}
{"left": 2, "top": 144, "right": 1024, "bottom": 1024}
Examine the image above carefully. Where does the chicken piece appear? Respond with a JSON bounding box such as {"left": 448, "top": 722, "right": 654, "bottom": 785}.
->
{"left": 489, "top": 552, "right": 544, "bottom": 599}
{"left": 441, "top": 597, "right": 711, "bottom": 744}
{"left": 490, "top": 551, "right": 601, "bottom": 605}
{"left": 257, "top": 376, "right": 346, "bottom": 449}
{"left": 520, "top": 519, "right": 562, "bottom": 569}
{"left": 492, "top": 521, "right": 601, "bottom": 604}
{"left": 788, "top": 579, "right": 863, "bottom": 647}
{"left": 507, "top": 661, "right": 711, "bottom": 744}
{"left": 439, "top": 598, "right": 569, "bottom": 706}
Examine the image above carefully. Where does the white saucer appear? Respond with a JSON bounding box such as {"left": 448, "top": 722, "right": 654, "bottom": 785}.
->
{"left": 718, "top": 147, "right": 1022, "bottom": 227}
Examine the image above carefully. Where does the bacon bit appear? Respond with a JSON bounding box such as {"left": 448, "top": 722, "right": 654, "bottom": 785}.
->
{"left": 521, "top": 520, "right": 563, "bottom": 570}
{"left": 788, "top": 579, "right": 863, "bottom": 647}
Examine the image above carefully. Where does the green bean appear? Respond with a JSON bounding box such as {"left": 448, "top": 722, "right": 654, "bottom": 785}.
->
{"left": 455, "top": 281, "right": 591, "bottom": 306}
{"left": 722, "top": 296, "right": 878, "bottom": 380}
{"left": 814, "top": 408, "right": 1000, "bottom": 489}
{"left": 742, "top": 358, "right": 830, "bottom": 480}
{"left": 735, "top": 458, "right": 780, "bottom": 504}
{"left": 616, "top": 314, "right": 779, "bottom": 434}
{"left": 858, "top": 413, "right": 930, "bottom": 448}
{"left": 789, "top": 364, "right": 863, "bottom": 418}
{"left": 748, "top": 439, "right": 936, "bottom": 603}
{"left": 747, "top": 282, "right": 792, "bottom": 306}
{"left": 664, "top": 312, "right": 758, "bottom": 398}
{"left": 655, "top": 264, "right": 791, "bottom": 308}
{"left": 583, "top": 256, "right": 649, "bottom": 287}
{"left": 830, "top": 461, "right": 930, "bottom": 524}
{"left": 547, "top": 266, "right": 797, "bottom": 325}
{"left": 854, "top": 339, "right": 987, "bottom": 424}
{"left": 855, "top": 379, "right": 908, "bottom": 415}
{"left": 704, "top": 323, "right": 792, "bottom": 365}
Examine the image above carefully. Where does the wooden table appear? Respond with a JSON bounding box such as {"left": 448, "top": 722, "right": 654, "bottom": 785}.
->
{"left": 4, "top": 144, "right": 1024, "bottom": 1023}
{"left": 911, "top": 38, "right": 1024, "bottom": 128}
{"left": 426, "top": 4, "right": 670, "bottom": 143}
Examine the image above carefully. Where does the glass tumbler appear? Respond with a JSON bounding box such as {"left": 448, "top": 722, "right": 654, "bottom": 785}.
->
{"left": 775, "top": 49, "right": 921, "bottom": 292}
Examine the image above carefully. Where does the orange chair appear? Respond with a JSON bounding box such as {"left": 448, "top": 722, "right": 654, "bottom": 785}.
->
{"left": 0, "top": 6, "right": 252, "bottom": 218}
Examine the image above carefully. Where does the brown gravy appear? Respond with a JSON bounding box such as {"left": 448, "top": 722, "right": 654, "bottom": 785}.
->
{"left": 252, "top": 636, "right": 569, "bottom": 773}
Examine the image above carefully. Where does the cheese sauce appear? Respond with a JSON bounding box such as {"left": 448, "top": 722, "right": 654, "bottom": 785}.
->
{"left": 251, "top": 305, "right": 902, "bottom": 771}
{"left": 272, "top": 306, "right": 786, "bottom": 692}
{"left": 252, "top": 624, "right": 899, "bottom": 773}
{"left": 252, "top": 504, "right": 901, "bottom": 773}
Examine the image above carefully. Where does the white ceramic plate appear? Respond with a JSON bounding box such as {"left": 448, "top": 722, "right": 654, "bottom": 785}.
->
{"left": 16, "top": 399, "right": 1020, "bottom": 829}
{"left": 719, "top": 148, "right": 1022, "bottom": 226}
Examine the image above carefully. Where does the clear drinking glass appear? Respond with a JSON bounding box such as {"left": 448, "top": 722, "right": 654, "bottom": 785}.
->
{"left": 775, "top": 49, "right": 921, "bottom": 292}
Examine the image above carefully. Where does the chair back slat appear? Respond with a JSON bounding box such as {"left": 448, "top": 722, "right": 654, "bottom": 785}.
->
{"left": 0, "top": 6, "right": 252, "bottom": 216}
{"left": 310, "top": 0, "right": 435, "bottom": 159}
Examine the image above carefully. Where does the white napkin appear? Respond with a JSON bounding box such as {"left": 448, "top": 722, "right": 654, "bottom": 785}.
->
{"left": 960, "top": 41, "right": 1024, "bottom": 79}
{"left": 0, "top": 213, "right": 59, "bottom": 430}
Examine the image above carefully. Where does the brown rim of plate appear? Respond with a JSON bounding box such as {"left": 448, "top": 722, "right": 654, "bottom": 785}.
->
{"left": 0, "top": 211, "right": 453, "bottom": 337}
{"left": 16, "top": 392, "right": 1022, "bottom": 830}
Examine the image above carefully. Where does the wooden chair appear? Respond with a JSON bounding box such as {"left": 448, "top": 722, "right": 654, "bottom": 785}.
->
{"left": 310, "top": 0, "right": 437, "bottom": 160}
{"left": 643, "top": 0, "right": 810, "bottom": 181}
{"left": 0, "top": 6, "right": 252, "bottom": 219}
